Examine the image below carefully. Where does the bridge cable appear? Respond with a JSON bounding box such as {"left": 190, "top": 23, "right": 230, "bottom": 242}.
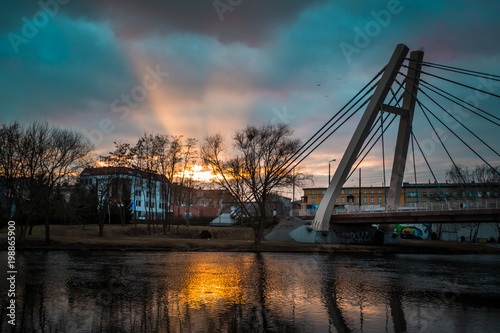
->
{"left": 417, "top": 100, "right": 477, "bottom": 201}
{"left": 416, "top": 91, "right": 500, "bottom": 178}
{"left": 266, "top": 75, "right": 382, "bottom": 188}
{"left": 353, "top": 84, "right": 404, "bottom": 163}
{"left": 401, "top": 72, "right": 500, "bottom": 163}
{"left": 345, "top": 85, "right": 404, "bottom": 182}
{"left": 345, "top": 113, "right": 398, "bottom": 183}
{"left": 405, "top": 59, "right": 500, "bottom": 81}
{"left": 272, "top": 95, "right": 372, "bottom": 188}
{"left": 401, "top": 64, "right": 500, "bottom": 99}
{"left": 392, "top": 77, "right": 449, "bottom": 202}
{"left": 418, "top": 79, "right": 500, "bottom": 126}
{"left": 413, "top": 62, "right": 500, "bottom": 82}
{"left": 283, "top": 70, "right": 384, "bottom": 171}
{"left": 400, "top": 73, "right": 500, "bottom": 157}
{"left": 236, "top": 70, "right": 385, "bottom": 207}
{"left": 393, "top": 78, "right": 478, "bottom": 201}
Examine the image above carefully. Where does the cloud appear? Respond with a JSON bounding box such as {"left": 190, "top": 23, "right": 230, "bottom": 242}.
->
{"left": 61, "top": 0, "right": 328, "bottom": 46}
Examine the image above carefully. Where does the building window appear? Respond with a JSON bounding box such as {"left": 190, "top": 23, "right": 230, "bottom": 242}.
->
{"left": 477, "top": 192, "right": 482, "bottom": 198}
{"left": 407, "top": 192, "right": 418, "bottom": 198}
{"left": 322, "top": 190, "right": 325, "bottom": 194}
{"left": 370, "top": 190, "right": 374, "bottom": 193}
{"left": 145, "top": 202, "right": 148, "bottom": 208}
{"left": 311, "top": 190, "right": 315, "bottom": 194}
{"left": 357, "top": 197, "right": 359, "bottom": 203}
{"left": 378, "top": 197, "right": 382, "bottom": 203}
{"left": 348, "top": 190, "right": 352, "bottom": 194}
{"left": 335, "top": 198, "right": 338, "bottom": 203}
{"left": 341, "top": 190, "right": 345, "bottom": 194}
{"left": 371, "top": 197, "right": 374, "bottom": 203}
{"left": 312, "top": 198, "right": 315, "bottom": 204}
{"left": 342, "top": 197, "right": 345, "bottom": 203}
{"left": 364, "top": 190, "right": 367, "bottom": 194}
{"left": 136, "top": 200, "right": 141, "bottom": 207}
{"left": 423, "top": 192, "right": 427, "bottom": 197}
{"left": 135, "top": 190, "right": 141, "bottom": 196}
{"left": 363, "top": 197, "right": 367, "bottom": 203}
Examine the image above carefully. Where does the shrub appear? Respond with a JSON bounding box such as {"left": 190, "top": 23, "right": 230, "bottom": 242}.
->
{"left": 200, "top": 230, "right": 212, "bottom": 239}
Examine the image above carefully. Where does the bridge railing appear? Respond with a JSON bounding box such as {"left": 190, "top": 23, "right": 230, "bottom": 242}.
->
{"left": 290, "top": 200, "right": 500, "bottom": 217}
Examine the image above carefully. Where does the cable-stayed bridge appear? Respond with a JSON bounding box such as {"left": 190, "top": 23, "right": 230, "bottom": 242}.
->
{"left": 267, "top": 43, "right": 500, "bottom": 240}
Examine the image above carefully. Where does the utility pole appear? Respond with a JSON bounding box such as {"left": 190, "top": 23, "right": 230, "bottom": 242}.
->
{"left": 328, "top": 159, "right": 336, "bottom": 183}
{"left": 359, "top": 168, "right": 362, "bottom": 209}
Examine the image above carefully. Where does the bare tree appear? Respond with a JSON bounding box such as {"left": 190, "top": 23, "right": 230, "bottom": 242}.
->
{"left": 96, "top": 174, "right": 113, "bottom": 237}
{"left": 201, "top": 124, "right": 302, "bottom": 245}
{"left": 174, "top": 138, "right": 197, "bottom": 230}
{"left": 0, "top": 121, "right": 93, "bottom": 243}
{"left": 461, "top": 222, "right": 481, "bottom": 242}
{"left": 161, "top": 136, "right": 183, "bottom": 233}
{"left": 100, "top": 142, "right": 133, "bottom": 167}
{"left": 0, "top": 122, "right": 25, "bottom": 239}
{"left": 133, "top": 133, "right": 160, "bottom": 234}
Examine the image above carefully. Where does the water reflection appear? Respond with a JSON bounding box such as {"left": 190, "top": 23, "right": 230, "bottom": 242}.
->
{"left": 1, "top": 252, "right": 500, "bottom": 332}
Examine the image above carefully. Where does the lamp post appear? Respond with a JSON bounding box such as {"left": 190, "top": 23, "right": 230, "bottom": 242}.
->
{"left": 328, "top": 159, "right": 337, "bottom": 184}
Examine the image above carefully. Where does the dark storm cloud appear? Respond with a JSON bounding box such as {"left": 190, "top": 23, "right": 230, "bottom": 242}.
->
{"left": 63, "top": 0, "right": 328, "bottom": 45}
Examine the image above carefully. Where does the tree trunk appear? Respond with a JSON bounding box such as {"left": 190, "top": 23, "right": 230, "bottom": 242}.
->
{"left": 254, "top": 216, "right": 266, "bottom": 245}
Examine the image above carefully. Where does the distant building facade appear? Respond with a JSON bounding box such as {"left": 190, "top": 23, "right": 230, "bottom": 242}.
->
{"left": 80, "top": 167, "right": 169, "bottom": 220}
{"left": 301, "top": 182, "right": 500, "bottom": 214}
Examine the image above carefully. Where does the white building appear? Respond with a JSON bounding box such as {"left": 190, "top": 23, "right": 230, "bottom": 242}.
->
{"left": 80, "top": 167, "right": 169, "bottom": 220}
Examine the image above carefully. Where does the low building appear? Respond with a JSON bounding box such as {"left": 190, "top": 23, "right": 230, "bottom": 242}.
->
{"left": 301, "top": 185, "right": 403, "bottom": 214}
{"left": 401, "top": 182, "right": 500, "bottom": 209}
{"left": 80, "top": 166, "right": 169, "bottom": 220}
{"left": 301, "top": 182, "right": 500, "bottom": 214}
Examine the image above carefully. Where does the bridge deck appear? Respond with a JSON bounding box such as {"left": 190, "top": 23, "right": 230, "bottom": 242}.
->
{"left": 302, "top": 209, "right": 500, "bottom": 224}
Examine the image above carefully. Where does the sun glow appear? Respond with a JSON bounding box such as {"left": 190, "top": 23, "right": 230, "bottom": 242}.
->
{"left": 177, "top": 164, "right": 217, "bottom": 183}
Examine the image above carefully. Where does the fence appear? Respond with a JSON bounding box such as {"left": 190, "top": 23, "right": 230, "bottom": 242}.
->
{"left": 290, "top": 200, "right": 500, "bottom": 217}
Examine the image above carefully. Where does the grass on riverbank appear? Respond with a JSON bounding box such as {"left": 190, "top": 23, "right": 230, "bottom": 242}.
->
{"left": 1, "top": 223, "right": 500, "bottom": 254}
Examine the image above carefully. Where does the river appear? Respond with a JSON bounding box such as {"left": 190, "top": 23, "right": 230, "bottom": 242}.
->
{"left": 1, "top": 251, "right": 499, "bottom": 332}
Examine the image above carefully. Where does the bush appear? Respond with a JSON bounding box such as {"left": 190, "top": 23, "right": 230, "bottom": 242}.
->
{"left": 460, "top": 236, "right": 466, "bottom": 242}
{"left": 200, "top": 230, "right": 212, "bottom": 239}
{"left": 488, "top": 237, "right": 496, "bottom": 243}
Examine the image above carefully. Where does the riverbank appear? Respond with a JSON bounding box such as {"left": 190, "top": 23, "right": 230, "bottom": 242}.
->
{"left": 1, "top": 224, "right": 499, "bottom": 254}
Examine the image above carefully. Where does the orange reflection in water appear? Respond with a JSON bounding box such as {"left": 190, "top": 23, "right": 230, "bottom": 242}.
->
{"left": 182, "top": 260, "right": 245, "bottom": 309}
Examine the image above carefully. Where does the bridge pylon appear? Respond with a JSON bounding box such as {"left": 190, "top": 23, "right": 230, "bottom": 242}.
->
{"left": 311, "top": 44, "right": 424, "bottom": 231}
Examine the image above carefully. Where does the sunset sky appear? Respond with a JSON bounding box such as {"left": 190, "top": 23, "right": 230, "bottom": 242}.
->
{"left": 1, "top": 0, "right": 499, "bottom": 187}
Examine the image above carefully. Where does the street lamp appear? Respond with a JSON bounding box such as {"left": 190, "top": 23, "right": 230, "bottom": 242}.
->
{"left": 328, "top": 159, "right": 337, "bottom": 184}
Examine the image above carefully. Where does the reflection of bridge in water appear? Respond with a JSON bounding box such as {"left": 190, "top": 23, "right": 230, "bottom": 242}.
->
{"left": 280, "top": 43, "right": 500, "bottom": 241}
